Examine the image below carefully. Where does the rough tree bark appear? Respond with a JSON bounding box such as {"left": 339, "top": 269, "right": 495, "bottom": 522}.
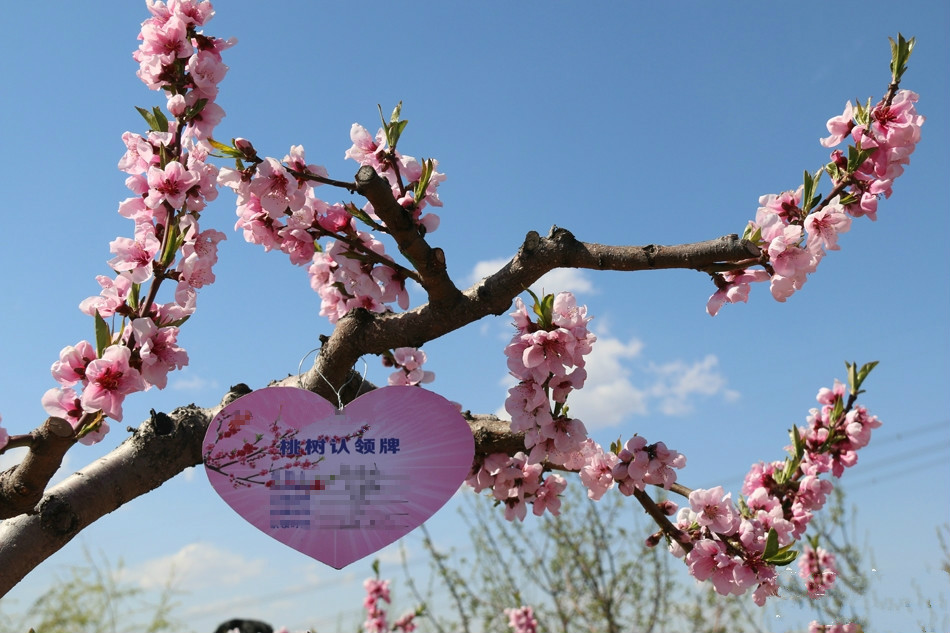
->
{"left": 0, "top": 165, "right": 761, "bottom": 595}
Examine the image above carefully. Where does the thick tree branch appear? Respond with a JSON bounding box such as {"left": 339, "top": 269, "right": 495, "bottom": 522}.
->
{"left": 0, "top": 385, "right": 250, "bottom": 596}
{"left": 308, "top": 226, "right": 759, "bottom": 391}
{"left": 0, "top": 418, "right": 76, "bottom": 519}
{"left": 354, "top": 166, "right": 462, "bottom": 306}
{"left": 0, "top": 228, "right": 759, "bottom": 594}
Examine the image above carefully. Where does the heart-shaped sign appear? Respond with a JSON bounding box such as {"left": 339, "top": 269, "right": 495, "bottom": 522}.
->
{"left": 203, "top": 386, "right": 474, "bottom": 569}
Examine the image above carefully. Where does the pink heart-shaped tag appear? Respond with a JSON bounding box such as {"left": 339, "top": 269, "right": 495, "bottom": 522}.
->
{"left": 203, "top": 386, "right": 474, "bottom": 569}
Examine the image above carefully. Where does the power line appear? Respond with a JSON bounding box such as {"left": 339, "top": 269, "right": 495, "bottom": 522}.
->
{"left": 856, "top": 439, "right": 950, "bottom": 472}
{"left": 707, "top": 420, "right": 949, "bottom": 492}
{"left": 873, "top": 419, "right": 948, "bottom": 443}
{"left": 845, "top": 454, "right": 950, "bottom": 489}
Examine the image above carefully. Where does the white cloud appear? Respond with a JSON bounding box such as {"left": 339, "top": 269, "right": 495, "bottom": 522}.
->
{"left": 0, "top": 449, "right": 71, "bottom": 486}
{"left": 645, "top": 355, "right": 729, "bottom": 416}
{"left": 0, "top": 446, "right": 27, "bottom": 472}
{"left": 469, "top": 257, "right": 509, "bottom": 285}
{"left": 376, "top": 540, "right": 409, "bottom": 566}
{"left": 170, "top": 372, "right": 218, "bottom": 391}
{"left": 532, "top": 268, "right": 595, "bottom": 296}
{"left": 121, "top": 542, "right": 267, "bottom": 591}
{"left": 494, "top": 336, "right": 737, "bottom": 429}
{"left": 568, "top": 336, "right": 647, "bottom": 429}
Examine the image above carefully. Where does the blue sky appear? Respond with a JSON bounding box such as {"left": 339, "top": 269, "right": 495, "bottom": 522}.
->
{"left": 1, "top": 2, "right": 948, "bottom": 631}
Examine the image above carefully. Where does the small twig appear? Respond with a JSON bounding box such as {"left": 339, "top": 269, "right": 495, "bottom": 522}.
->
{"left": 285, "top": 167, "right": 358, "bottom": 193}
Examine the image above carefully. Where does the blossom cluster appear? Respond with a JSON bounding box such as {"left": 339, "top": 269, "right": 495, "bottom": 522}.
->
{"left": 798, "top": 544, "right": 838, "bottom": 599}
{"left": 361, "top": 574, "right": 418, "bottom": 633}
{"left": 363, "top": 577, "right": 391, "bottom": 633}
{"left": 707, "top": 81, "right": 924, "bottom": 315}
{"left": 808, "top": 622, "right": 862, "bottom": 633}
{"left": 822, "top": 90, "right": 924, "bottom": 220}
{"left": 504, "top": 605, "right": 539, "bottom": 633}
{"left": 466, "top": 292, "right": 593, "bottom": 519}
{"left": 39, "top": 0, "right": 231, "bottom": 444}
{"left": 667, "top": 368, "right": 879, "bottom": 604}
{"left": 466, "top": 451, "right": 567, "bottom": 521}
{"left": 385, "top": 347, "right": 435, "bottom": 387}
{"left": 217, "top": 112, "right": 444, "bottom": 325}
{"left": 579, "top": 436, "right": 686, "bottom": 500}
{"left": 503, "top": 293, "right": 595, "bottom": 465}
{"left": 473, "top": 292, "right": 688, "bottom": 521}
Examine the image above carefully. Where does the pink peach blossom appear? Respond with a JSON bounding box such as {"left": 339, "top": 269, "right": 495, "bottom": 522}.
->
{"left": 81, "top": 345, "right": 147, "bottom": 421}
{"left": 145, "top": 161, "right": 198, "bottom": 209}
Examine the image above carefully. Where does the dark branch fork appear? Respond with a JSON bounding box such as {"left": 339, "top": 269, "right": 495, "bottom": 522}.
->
{"left": 0, "top": 166, "right": 761, "bottom": 595}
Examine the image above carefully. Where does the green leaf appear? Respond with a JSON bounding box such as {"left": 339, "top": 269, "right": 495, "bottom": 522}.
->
{"left": 737, "top": 495, "right": 751, "bottom": 518}
{"left": 135, "top": 106, "right": 158, "bottom": 130}
{"left": 159, "top": 222, "right": 181, "bottom": 268}
{"left": 390, "top": 119, "right": 408, "bottom": 148}
{"left": 826, "top": 161, "right": 842, "bottom": 182}
{"left": 846, "top": 144, "right": 876, "bottom": 173}
{"left": 205, "top": 137, "right": 246, "bottom": 159}
{"left": 889, "top": 33, "right": 916, "bottom": 82}
{"left": 609, "top": 437, "right": 622, "bottom": 455}
{"left": 164, "top": 314, "right": 191, "bottom": 328}
{"left": 802, "top": 169, "right": 823, "bottom": 214}
{"left": 389, "top": 101, "right": 403, "bottom": 123}
{"left": 838, "top": 192, "right": 858, "bottom": 206}
{"left": 741, "top": 222, "right": 762, "bottom": 244}
{"left": 371, "top": 559, "right": 380, "bottom": 577}
{"left": 343, "top": 201, "right": 376, "bottom": 228}
{"left": 377, "top": 102, "right": 408, "bottom": 149}
{"left": 847, "top": 361, "right": 858, "bottom": 394}
{"left": 74, "top": 410, "right": 106, "bottom": 440}
{"left": 413, "top": 158, "right": 434, "bottom": 204}
{"left": 151, "top": 106, "right": 169, "bottom": 133}
{"left": 127, "top": 283, "right": 141, "bottom": 312}
{"left": 207, "top": 137, "right": 234, "bottom": 153}
{"left": 183, "top": 98, "right": 208, "bottom": 123}
{"left": 791, "top": 425, "right": 804, "bottom": 460}
{"left": 849, "top": 360, "right": 879, "bottom": 394}
{"left": 94, "top": 311, "right": 112, "bottom": 357}
{"left": 852, "top": 97, "right": 872, "bottom": 127}
{"left": 763, "top": 528, "right": 780, "bottom": 559}
{"left": 766, "top": 548, "right": 799, "bottom": 566}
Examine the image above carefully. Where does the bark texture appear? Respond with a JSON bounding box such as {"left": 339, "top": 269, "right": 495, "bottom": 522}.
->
{"left": 0, "top": 166, "right": 761, "bottom": 594}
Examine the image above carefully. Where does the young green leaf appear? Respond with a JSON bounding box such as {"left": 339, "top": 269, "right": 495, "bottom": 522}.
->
{"left": 344, "top": 201, "right": 376, "bottom": 227}
{"left": 413, "top": 158, "right": 434, "bottom": 204}
{"left": 802, "top": 169, "right": 823, "bottom": 214}
{"left": 127, "top": 283, "right": 141, "bottom": 312}
{"left": 135, "top": 106, "right": 158, "bottom": 130}
{"left": 791, "top": 425, "right": 804, "bottom": 460}
{"left": 856, "top": 360, "right": 879, "bottom": 387}
{"left": 206, "top": 137, "right": 246, "bottom": 159}
{"left": 765, "top": 547, "right": 799, "bottom": 566}
{"left": 889, "top": 33, "right": 916, "bottom": 82}
{"left": 609, "top": 437, "right": 622, "bottom": 455}
{"left": 183, "top": 98, "right": 208, "bottom": 123}
{"left": 94, "top": 310, "right": 112, "bottom": 357}
{"left": 389, "top": 101, "right": 403, "bottom": 124}
{"left": 389, "top": 119, "right": 409, "bottom": 149}
{"left": 151, "top": 106, "right": 169, "bottom": 133}
{"left": 763, "top": 528, "right": 780, "bottom": 559}
{"left": 847, "top": 144, "right": 876, "bottom": 173}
